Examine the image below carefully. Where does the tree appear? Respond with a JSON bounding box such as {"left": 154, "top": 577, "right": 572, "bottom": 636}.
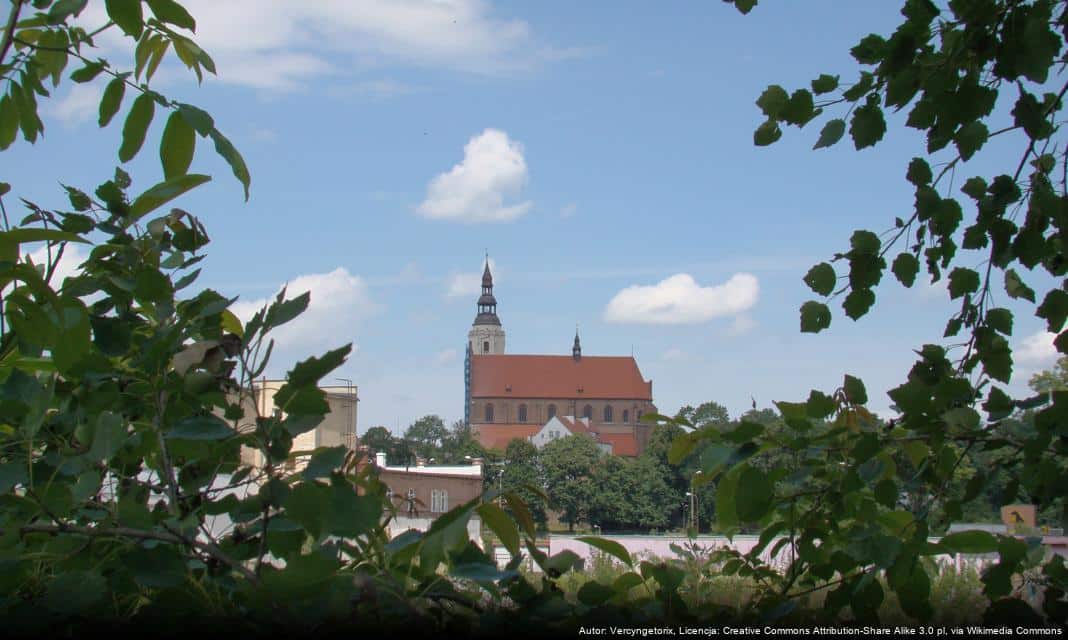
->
{"left": 500, "top": 439, "right": 547, "bottom": 528}
{"left": 589, "top": 456, "right": 675, "bottom": 532}
{"left": 403, "top": 414, "right": 447, "bottom": 460}
{"left": 678, "top": 0, "right": 1068, "bottom": 623}
{"left": 675, "top": 401, "right": 730, "bottom": 429}
{"left": 540, "top": 434, "right": 601, "bottom": 532}
{"left": 439, "top": 419, "right": 486, "bottom": 464}
{"left": 1029, "top": 356, "right": 1068, "bottom": 395}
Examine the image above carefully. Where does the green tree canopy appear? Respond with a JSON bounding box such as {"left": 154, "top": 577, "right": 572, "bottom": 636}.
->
{"left": 540, "top": 434, "right": 601, "bottom": 532}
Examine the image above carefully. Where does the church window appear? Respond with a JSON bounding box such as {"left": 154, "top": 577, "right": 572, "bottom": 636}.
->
{"left": 518, "top": 404, "right": 528, "bottom": 423}
{"left": 582, "top": 405, "right": 592, "bottom": 420}
{"left": 622, "top": 409, "right": 630, "bottom": 423}
{"left": 485, "top": 403, "right": 494, "bottom": 422}
{"left": 483, "top": 340, "right": 489, "bottom": 354}
{"left": 603, "top": 406, "right": 613, "bottom": 423}
{"left": 547, "top": 404, "right": 557, "bottom": 420}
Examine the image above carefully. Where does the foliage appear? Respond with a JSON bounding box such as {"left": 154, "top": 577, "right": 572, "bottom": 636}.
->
{"left": 703, "top": 0, "right": 1068, "bottom": 624}
{"left": 500, "top": 438, "right": 547, "bottom": 528}
{"left": 540, "top": 435, "right": 600, "bottom": 532}
{"left": 1029, "top": 355, "right": 1068, "bottom": 394}
{"left": 402, "top": 414, "right": 447, "bottom": 460}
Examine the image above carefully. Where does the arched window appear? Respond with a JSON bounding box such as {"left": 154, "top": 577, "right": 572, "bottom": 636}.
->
{"left": 547, "top": 404, "right": 557, "bottom": 420}
{"left": 603, "top": 405, "right": 613, "bottom": 423}
{"left": 518, "top": 404, "right": 528, "bottom": 423}
{"left": 485, "top": 403, "right": 494, "bottom": 422}
{"left": 622, "top": 409, "right": 630, "bottom": 424}
{"left": 582, "top": 404, "right": 592, "bottom": 420}
{"left": 482, "top": 340, "right": 489, "bottom": 354}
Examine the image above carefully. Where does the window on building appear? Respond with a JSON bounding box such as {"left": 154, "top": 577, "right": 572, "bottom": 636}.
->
{"left": 485, "top": 403, "right": 494, "bottom": 422}
{"left": 622, "top": 409, "right": 630, "bottom": 423}
{"left": 407, "top": 488, "right": 417, "bottom": 513}
{"left": 518, "top": 404, "right": 528, "bottom": 423}
{"left": 483, "top": 340, "right": 489, "bottom": 353}
{"left": 603, "top": 406, "right": 613, "bottom": 423}
{"left": 547, "top": 404, "right": 556, "bottom": 420}
{"left": 431, "top": 489, "right": 449, "bottom": 513}
{"left": 386, "top": 487, "right": 393, "bottom": 501}
{"left": 582, "top": 405, "right": 592, "bottom": 420}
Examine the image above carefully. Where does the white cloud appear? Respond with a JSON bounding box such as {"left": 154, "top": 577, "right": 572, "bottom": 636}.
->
{"left": 78, "top": 1, "right": 570, "bottom": 91}
{"left": 434, "top": 348, "right": 459, "bottom": 366}
{"left": 1016, "top": 330, "right": 1058, "bottom": 366}
{"left": 560, "top": 202, "right": 577, "bottom": 218}
{"left": 229, "top": 267, "right": 380, "bottom": 357}
{"left": 662, "top": 348, "right": 687, "bottom": 362}
{"left": 446, "top": 258, "right": 497, "bottom": 299}
{"left": 45, "top": 84, "right": 102, "bottom": 127}
{"left": 417, "top": 129, "right": 532, "bottom": 223}
{"left": 603, "top": 273, "right": 759, "bottom": 325}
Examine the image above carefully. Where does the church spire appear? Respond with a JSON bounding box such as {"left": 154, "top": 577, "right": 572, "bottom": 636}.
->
{"left": 473, "top": 255, "right": 500, "bottom": 327}
{"left": 573, "top": 325, "right": 582, "bottom": 361}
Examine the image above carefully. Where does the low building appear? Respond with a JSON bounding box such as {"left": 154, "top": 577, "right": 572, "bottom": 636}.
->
{"left": 369, "top": 452, "right": 483, "bottom": 541}
{"left": 529, "top": 415, "right": 638, "bottom": 457}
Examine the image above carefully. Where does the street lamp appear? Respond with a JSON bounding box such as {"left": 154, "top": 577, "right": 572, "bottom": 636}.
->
{"left": 691, "top": 471, "right": 702, "bottom": 532}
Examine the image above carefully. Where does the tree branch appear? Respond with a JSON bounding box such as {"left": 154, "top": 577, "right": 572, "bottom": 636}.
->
{"left": 0, "top": 0, "right": 24, "bottom": 70}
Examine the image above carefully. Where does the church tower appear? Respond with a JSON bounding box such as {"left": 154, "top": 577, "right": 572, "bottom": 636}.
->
{"left": 468, "top": 258, "right": 506, "bottom": 355}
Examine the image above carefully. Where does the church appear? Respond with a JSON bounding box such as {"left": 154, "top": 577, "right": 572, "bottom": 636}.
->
{"left": 464, "top": 260, "right": 658, "bottom": 456}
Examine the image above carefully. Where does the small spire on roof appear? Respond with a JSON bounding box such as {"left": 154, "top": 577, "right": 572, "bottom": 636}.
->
{"left": 573, "top": 324, "right": 582, "bottom": 361}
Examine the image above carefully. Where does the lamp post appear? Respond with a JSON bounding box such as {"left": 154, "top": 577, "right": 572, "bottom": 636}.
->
{"left": 692, "top": 471, "right": 702, "bottom": 532}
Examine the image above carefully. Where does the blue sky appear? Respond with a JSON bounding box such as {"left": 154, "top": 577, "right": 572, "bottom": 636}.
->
{"left": 6, "top": 1, "right": 1060, "bottom": 432}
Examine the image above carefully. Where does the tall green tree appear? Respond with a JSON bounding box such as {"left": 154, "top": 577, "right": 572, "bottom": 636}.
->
{"left": 500, "top": 439, "right": 547, "bottom": 528}
{"left": 403, "top": 414, "right": 447, "bottom": 460}
{"left": 540, "top": 434, "right": 601, "bottom": 532}
{"left": 675, "top": 401, "right": 730, "bottom": 429}
{"left": 1029, "top": 356, "right": 1068, "bottom": 395}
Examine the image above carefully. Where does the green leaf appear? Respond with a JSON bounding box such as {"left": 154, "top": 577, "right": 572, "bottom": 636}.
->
{"left": 145, "top": 0, "right": 196, "bottom": 29}
{"left": 906, "top": 157, "right": 932, "bottom": 186}
{"left": 209, "top": 128, "right": 250, "bottom": 200}
{"left": 503, "top": 491, "right": 536, "bottom": 539}
{"left": 891, "top": 252, "right": 919, "bottom": 287}
{"left": 1037, "top": 289, "right": 1068, "bottom": 333}
{"left": 940, "top": 530, "right": 998, "bottom": 554}
{"left": 119, "top": 92, "right": 155, "bottom": 162}
{"left": 0, "top": 94, "right": 18, "bottom": 149}
{"left": 755, "top": 85, "right": 789, "bottom": 118}
{"left": 954, "top": 121, "right": 989, "bottom": 161}
{"left": 302, "top": 446, "right": 347, "bottom": 480}
{"left": 800, "top": 300, "right": 831, "bottom": 333}
{"left": 947, "top": 267, "right": 980, "bottom": 299}
{"left": 962, "top": 177, "right": 987, "bottom": 200}
{"left": 803, "top": 262, "right": 835, "bottom": 296}
{"left": 806, "top": 390, "right": 836, "bottom": 419}
{"left": 813, "top": 118, "right": 846, "bottom": 149}
{"left": 715, "top": 464, "right": 742, "bottom": 531}
{"left": 985, "top": 308, "right": 1013, "bottom": 336}
{"left": 843, "top": 287, "right": 875, "bottom": 320}
{"left": 874, "top": 478, "right": 897, "bottom": 508}
{"left": 69, "top": 60, "right": 105, "bottom": 83}
{"left": 850, "top": 101, "right": 886, "bottom": 149}
{"left": 851, "top": 34, "right": 886, "bottom": 64}
{"left": 1012, "top": 92, "right": 1054, "bottom": 140}
{"left": 811, "top": 74, "right": 839, "bottom": 94}
{"left": 160, "top": 110, "right": 196, "bottom": 179}
{"left": 125, "top": 546, "right": 187, "bottom": 588}
{"left": 52, "top": 298, "right": 91, "bottom": 373}
{"left": 128, "top": 173, "right": 210, "bottom": 220}
{"left": 1004, "top": 269, "right": 1035, "bottom": 302}
{"left": 105, "top": 0, "right": 144, "bottom": 38}
{"left": 98, "top": 77, "right": 125, "bottom": 127}
{"left": 753, "top": 119, "right": 782, "bottom": 146}
{"left": 736, "top": 466, "right": 773, "bottom": 522}
{"left": 166, "top": 414, "right": 233, "bottom": 440}
{"left": 850, "top": 229, "right": 880, "bottom": 254}
{"left": 577, "top": 536, "right": 632, "bottom": 567}
{"left": 479, "top": 503, "right": 520, "bottom": 556}
{"left": 843, "top": 374, "right": 868, "bottom": 404}
{"left": 782, "top": 89, "right": 816, "bottom": 125}
{"left": 731, "top": 0, "right": 756, "bottom": 14}
{"left": 286, "top": 345, "right": 352, "bottom": 388}
{"left": 43, "top": 571, "right": 106, "bottom": 614}
{"left": 577, "top": 581, "right": 616, "bottom": 606}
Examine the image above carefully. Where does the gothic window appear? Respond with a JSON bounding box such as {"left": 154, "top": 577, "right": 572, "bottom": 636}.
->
{"left": 582, "top": 404, "right": 592, "bottom": 420}
{"left": 622, "top": 409, "right": 630, "bottom": 423}
{"left": 485, "top": 403, "right": 494, "bottom": 422}
{"left": 483, "top": 340, "right": 489, "bottom": 354}
{"left": 518, "top": 404, "right": 528, "bottom": 423}
{"left": 603, "top": 406, "right": 613, "bottom": 423}
{"left": 547, "top": 404, "right": 557, "bottom": 420}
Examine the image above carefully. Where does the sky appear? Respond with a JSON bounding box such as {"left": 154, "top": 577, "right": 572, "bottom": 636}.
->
{"left": 5, "top": 1, "right": 1062, "bottom": 434}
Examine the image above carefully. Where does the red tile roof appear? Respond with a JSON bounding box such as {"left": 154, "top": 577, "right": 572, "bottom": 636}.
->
{"left": 596, "top": 432, "right": 639, "bottom": 457}
{"left": 556, "top": 415, "right": 593, "bottom": 435}
{"left": 473, "top": 424, "right": 541, "bottom": 451}
{"left": 470, "top": 355, "right": 653, "bottom": 400}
